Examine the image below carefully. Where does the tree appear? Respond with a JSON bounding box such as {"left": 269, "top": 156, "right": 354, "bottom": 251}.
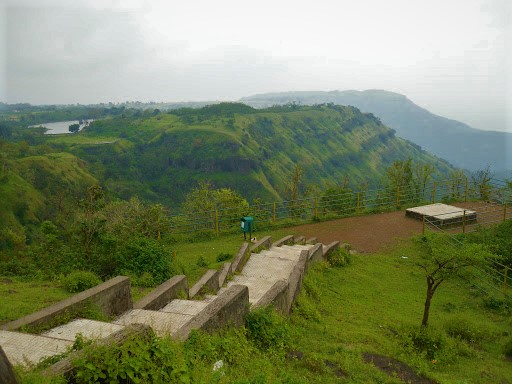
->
{"left": 449, "top": 169, "right": 466, "bottom": 199}
{"left": 69, "top": 123, "right": 80, "bottom": 133}
{"left": 413, "top": 233, "right": 491, "bottom": 327}
{"left": 471, "top": 166, "right": 494, "bottom": 201}
{"left": 413, "top": 163, "right": 435, "bottom": 200}
{"left": 182, "top": 181, "right": 249, "bottom": 230}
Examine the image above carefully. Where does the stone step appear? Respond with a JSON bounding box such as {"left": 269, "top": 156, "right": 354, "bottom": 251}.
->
{"left": 43, "top": 319, "right": 125, "bottom": 342}
{"left": 113, "top": 309, "right": 192, "bottom": 337}
{"left": 159, "top": 299, "right": 208, "bottom": 316}
{"left": 0, "top": 330, "right": 73, "bottom": 366}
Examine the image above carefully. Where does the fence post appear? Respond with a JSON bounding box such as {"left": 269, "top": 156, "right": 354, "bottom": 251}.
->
{"left": 215, "top": 209, "right": 219, "bottom": 237}
{"left": 504, "top": 266, "right": 509, "bottom": 292}
{"left": 432, "top": 181, "right": 437, "bottom": 203}
{"left": 273, "top": 202, "right": 276, "bottom": 224}
{"left": 396, "top": 186, "right": 400, "bottom": 209}
{"left": 314, "top": 196, "right": 318, "bottom": 221}
{"left": 422, "top": 215, "right": 425, "bottom": 235}
{"left": 462, "top": 210, "right": 466, "bottom": 233}
{"left": 357, "top": 192, "right": 360, "bottom": 214}
{"left": 464, "top": 177, "right": 468, "bottom": 202}
{"left": 504, "top": 204, "right": 507, "bottom": 222}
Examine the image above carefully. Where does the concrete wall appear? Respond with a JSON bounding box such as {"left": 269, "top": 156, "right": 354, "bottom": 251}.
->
{"left": 273, "top": 235, "right": 295, "bottom": 247}
{"left": 253, "top": 280, "right": 289, "bottom": 315}
{"left": 174, "top": 285, "right": 249, "bottom": 341}
{"left": 308, "top": 243, "right": 324, "bottom": 265}
{"left": 231, "top": 243, "right": 250, "bottom": 273}
{"left": 1, "top": 276, "right": 132, "bottom": 331}
{"left": 293, "top": 235, "right": 306, "bottom": 245}
{"left": 0, "top": 346, "right": 18, "bottom": 384}
{"left": 322, "top": 241, "right": 340, "bottom": 258}
{"left": 218, "top": 263, "right": 231, "bottom": 287}
{"left": 250, "top": 235, "right": 272, "bottom": 253}
{"left": 189, "top": 270, "right": 220, "bottom": 298}
{"left": 134, "top": 275, "right": 188, "bottom": 310}
{"left": 287, "top": 250, "right": 309, "bottom": 312}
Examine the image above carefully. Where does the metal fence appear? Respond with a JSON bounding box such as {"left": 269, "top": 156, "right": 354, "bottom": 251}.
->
{"left": 168, "top": 177, "right": 511, "bottom": 236}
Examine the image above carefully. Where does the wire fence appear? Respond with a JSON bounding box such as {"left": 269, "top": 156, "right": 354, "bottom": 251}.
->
{"left": 421, "top": 180, "right": 512, "bottom": 299}
{"left": 168, "top": 177, "right": 511, "bottom": 236}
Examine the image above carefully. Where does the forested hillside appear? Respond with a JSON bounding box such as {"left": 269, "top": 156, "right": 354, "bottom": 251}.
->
{"left": 47, "top": 103, "right": 454, "bottom": 206}
{"left": 241, "top": 90, "right": 512, "bottom": 172}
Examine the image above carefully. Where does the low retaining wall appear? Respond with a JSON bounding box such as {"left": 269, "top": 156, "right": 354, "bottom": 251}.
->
{"left": 134, "top": 275, "right": 188, "bottom": 310}
{"left": 253, "top": 280, "right": 289, "bottom": 315}
{"left": 308, "top": 243, "right": 324, "bottom": 264}
{"left": 306, "top": 237, "right": 317, "bottom": 244}
{"left": 322, "top": 241, "right": 340, "bottom": 257}
{"left": 293, "top": 235, "right": 306, "bottom": 245}
{"left": 189, "top": 270, "right": 220, "bottom": 298}
{"left": 231, "top": 243, "right": 251, "bottom": 273}
{"left": 273, "top": 235, "right": 295, "bottom": 247}
{"left": 174, "top": 285, "right": 249, "bottom": 341}
{"left": 1, "top": 276, "right": 132, "bottom": 331}
{"left": 250, "top": 235, "right": 272, "bottom": 253}
{"left": 287, "top": 250, "right": 309, "bottom": 312}
{"left": 45, "top": 324, "right": 153, "bottom": 377}
{"left": 0, "top": 346, "right": 18, "bottom": 384}
{"left": 218, "top": 263, "right": 231, "bottom": 287}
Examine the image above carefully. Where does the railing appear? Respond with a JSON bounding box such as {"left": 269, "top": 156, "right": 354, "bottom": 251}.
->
{"left": 168, "top": 178, "right": 511, "bottom": 236}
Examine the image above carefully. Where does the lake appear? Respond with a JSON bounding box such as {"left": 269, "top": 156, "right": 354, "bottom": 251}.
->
{"left": 29, "top": 120, "right": 93, "bottom": 135}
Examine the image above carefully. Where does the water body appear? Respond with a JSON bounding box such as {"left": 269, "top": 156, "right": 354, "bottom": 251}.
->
{"left": 29, "top": 120, "right": 93, "bottom": 135}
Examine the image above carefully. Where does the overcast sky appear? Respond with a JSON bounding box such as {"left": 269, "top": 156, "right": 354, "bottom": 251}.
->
{"left": 1, "top": 0, "right": 510, "bottom": 132}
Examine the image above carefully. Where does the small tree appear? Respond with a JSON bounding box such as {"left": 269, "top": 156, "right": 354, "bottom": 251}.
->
{"left": 69, "top": 123, "right": 80, "bottom": 133}
{"left": 471, "top": 166, "right": 494, "bottom": 201}
{"left": 413, "top": 233, "right": 491, "bottom": 327}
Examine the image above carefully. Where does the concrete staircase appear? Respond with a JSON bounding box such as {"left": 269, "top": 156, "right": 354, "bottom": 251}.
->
{"left": 1, "top": 241, "right": 319, "bottom": 367}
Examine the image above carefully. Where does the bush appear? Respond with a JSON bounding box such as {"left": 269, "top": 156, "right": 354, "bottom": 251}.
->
{"left": 245, "top": 307, "right": 289, "bottom": 352}
{"left": 445, "top": 317, "right": 484, "bottom": 343}
{"left": 216, "top": 252, "right": 231, "bottom": 262}
{"left": 116, "top": 237, "right": 174, "bottom": 285}
{"left": 196, "top": 255, "right": 208, "bottom": 267}
{"left": 401, "top": 326, "right": 447, "bottom": 360}
{"left": 62, "top": 271, "right": 102, "bottom": 293}
{"left": 326, "top": 248, "right": 351, "bottom": 267}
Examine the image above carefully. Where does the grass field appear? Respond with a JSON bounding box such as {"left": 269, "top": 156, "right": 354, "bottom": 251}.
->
{"left": 5, "top": 226, "right": 512, "bottom": 383}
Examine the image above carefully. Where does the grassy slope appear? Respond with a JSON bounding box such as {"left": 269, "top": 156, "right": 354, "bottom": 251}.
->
{"left": 291, "top": 251, "right": 511, "bottom": 383}
{"left": 46, "top": 105, "right": 455, "bottom": 205}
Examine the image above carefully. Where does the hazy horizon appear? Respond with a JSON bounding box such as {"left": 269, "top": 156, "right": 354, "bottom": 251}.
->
{"left": 1, "top": 0, "right": 511, "bottom": 132}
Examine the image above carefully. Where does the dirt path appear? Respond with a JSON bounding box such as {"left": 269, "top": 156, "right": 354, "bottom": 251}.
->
{"left": 291, "top": 202, "right": 509, "bottom": 253}
{"left": 292, "top": 210, "right": 423, "bottom": 253}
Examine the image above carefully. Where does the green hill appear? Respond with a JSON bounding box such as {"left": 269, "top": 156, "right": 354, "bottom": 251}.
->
{"left": 241, "top": 90, "right": 512, "bottom": 172}
{"left": 47, "top": 103, "right": 454, "bottom": 205}
{"left": 0, "top": 141, "right": 98, "bottom": 248}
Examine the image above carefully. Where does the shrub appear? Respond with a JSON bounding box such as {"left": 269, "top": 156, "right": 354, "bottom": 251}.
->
{"left": 216, "top": 252, "right": 231, "bottom": 262}
{"left": 245, "top": 307, "right": 289, "bottom": 352}
{"left": 401, "top": 326, "right": 446, "bottom": 360}
{"left": 62, "top": 271, "right": 101, "bottom": 293}
{"left": 326, "top": 248, "right": 350, "bottom": 267}
{"left": 117, "top": 237, "right": 174, "bottom": 285}
{"left": 445, "top": 317, "right": 484, "bottom": 343}
{"left": 196, "top": 255, "right": 208, "bottom": 267}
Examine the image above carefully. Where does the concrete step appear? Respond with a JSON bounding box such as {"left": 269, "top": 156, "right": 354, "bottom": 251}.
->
{"left": 43, "top": 319, "right": 125, "bottom": 342}
{"left": 0, "top": 330, "right": 73, "bottom": 366}
{"left": 159, "top": 299, "right": 208, "bottom": 316}
{"left": 113, "top": 309, "right": 192, "bottom": 337}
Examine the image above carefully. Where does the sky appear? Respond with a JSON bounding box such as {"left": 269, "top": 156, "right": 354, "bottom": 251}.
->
{"left": 1, "top": 0, "right": 511, "bottom": 132}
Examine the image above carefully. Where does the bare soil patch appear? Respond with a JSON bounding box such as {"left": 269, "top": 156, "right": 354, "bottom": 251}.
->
{"left": 291, "top": 202, "right": 509, "bottom": 253}
{"left": 363, "top": 353, "right": 438, "bottom": 384}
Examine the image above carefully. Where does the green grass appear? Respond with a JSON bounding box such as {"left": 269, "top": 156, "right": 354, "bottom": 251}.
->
{"left": 0, "top": 276, "right": 71, "bottom": 326}
{"left": 285, "top": 243, "right": 512, "bottom": 383}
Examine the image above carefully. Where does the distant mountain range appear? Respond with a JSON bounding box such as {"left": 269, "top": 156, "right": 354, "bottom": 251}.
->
{"left": 240, "top": 90, "right": 512, "bottom": 172}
